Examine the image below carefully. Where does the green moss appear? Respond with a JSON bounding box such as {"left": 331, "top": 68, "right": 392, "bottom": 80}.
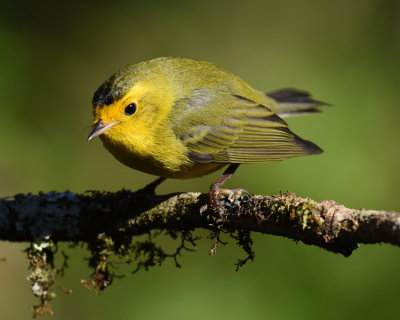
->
{"left": 270, "top": 192, "right": 322, "bottom": 229}
{"left": 26, "top": 239, "right": 57, "bottom": 317}
{"left": 82, "top": 234, "right": 115, "bottom": 292}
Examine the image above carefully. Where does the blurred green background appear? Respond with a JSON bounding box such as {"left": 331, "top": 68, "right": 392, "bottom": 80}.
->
{"left": 1, "top": 0, "right": 399, "bottom": 319}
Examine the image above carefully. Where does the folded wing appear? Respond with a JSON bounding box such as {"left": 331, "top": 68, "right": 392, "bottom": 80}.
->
{"left": 175, "top": 91, "right": 322, "bottom": 164}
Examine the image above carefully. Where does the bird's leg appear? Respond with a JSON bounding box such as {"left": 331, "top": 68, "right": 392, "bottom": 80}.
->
{"left": 136, "top": 177, "right": 166, "bottom": 195}
{"left": 209, "top": 164, "right": 250, "bottom": 218}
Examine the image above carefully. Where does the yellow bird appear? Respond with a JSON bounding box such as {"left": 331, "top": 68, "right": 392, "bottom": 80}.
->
{"left": 88, "top": 57, "right": 326, "bottom": 215}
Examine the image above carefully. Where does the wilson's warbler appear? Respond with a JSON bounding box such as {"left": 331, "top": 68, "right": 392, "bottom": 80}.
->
{"left": 88, "top": 57, "right": 326, "bottom": 215}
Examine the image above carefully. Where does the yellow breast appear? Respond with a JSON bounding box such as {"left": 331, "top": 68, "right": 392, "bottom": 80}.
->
{"left": 100, "top": 131, "right": 224, "bottom": 179}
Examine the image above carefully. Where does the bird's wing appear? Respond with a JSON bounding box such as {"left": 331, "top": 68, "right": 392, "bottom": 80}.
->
{"left": 174, "top": 91, "right": 322, "bottom": 164}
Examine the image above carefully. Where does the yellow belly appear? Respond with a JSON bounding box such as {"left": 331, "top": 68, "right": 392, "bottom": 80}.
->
{"left": 170, "top": 162, "right": 226, "bottom": 179}
{"left": 101, "top": 135, "right": 225, "bottom": 179}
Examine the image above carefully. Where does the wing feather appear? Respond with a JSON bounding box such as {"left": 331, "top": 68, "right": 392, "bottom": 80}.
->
{"left": 175, "top": 91, "right": 322, "bottom": 164}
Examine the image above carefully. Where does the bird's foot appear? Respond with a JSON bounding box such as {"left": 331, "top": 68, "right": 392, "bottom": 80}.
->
{"left": 208, "top": 186, "right": 251, "bottom": 220}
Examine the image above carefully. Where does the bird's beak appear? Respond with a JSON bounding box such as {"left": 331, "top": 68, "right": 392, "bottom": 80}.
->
{"left": 88, "top": 120, "right": 119, "bottom": 141}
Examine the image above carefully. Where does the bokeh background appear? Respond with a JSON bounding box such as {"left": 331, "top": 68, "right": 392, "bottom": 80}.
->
{"left": 1, "top": 0, "right": 399, "bottom": 319}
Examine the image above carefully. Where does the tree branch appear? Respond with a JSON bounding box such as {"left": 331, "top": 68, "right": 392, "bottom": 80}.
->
{"left": 0, "top": 190, "right": 399, "bottom": 256}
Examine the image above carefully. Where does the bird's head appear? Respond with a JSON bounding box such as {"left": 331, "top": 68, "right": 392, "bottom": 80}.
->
{"left": 88, "top": 64, "right": 175, "bottom": 149}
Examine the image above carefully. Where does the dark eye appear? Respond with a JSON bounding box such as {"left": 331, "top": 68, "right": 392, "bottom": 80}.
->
{"left": 124, "top": 103, "right": 137, "bottom": 116}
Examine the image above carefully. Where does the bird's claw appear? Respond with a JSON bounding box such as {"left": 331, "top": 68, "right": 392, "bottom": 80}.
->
{"left": 208, "top": 187, "right": 251, "bottom": 220}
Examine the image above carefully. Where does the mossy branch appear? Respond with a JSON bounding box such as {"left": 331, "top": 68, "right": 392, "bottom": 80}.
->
{"left": 0, "top": 190, "right": 399, "bottom": 256}
{"left": 1, "top": 190, "right": 400, "bottom": 316}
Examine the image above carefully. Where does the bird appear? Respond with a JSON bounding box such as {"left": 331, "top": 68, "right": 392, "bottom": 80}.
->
{"left": 88, "top": 57, "right": 327, "bottom": 216}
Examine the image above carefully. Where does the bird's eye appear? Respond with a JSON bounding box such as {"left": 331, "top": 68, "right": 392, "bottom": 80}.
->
{"left": 124, "top": 103, "right": 137, "bottom": 116}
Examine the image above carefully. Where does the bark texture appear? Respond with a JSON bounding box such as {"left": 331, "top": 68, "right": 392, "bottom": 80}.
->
{"left": 0, "top": 190, "right": 399, "bottom": 256}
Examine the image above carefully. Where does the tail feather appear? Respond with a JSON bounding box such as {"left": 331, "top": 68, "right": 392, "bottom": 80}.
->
{"left": 267, "top": 88, "right": 330, "bottom": 118}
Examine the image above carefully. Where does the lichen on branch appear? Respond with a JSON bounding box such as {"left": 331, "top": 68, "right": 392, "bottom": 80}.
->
{"left": 0, "top": 190, "right": 399, "bottom": 316}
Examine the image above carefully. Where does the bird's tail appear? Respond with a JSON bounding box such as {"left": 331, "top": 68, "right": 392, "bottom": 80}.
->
{"left": 267, "top": 88, "right": 329, "bottom": 118}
